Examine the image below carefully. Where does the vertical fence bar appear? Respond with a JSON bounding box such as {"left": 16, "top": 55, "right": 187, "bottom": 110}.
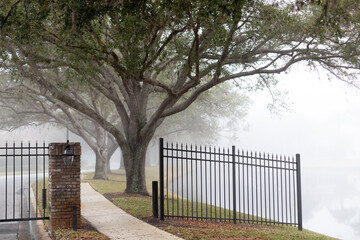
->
{"left": 176, "top": 143, "right": 179, "bottom": 218}
{"left": 223, "top": 148, "right": 226, "bottom": 219}
{"left": 43, "top": 142, "right": 46, "bottom": 217}
{"left": 246, "top": 151, "right": 249, "bottom": 223}
{"left": 159, "top": 138, "right": 164, "bottom": 220}
{"left": 5, "top": 142, "right": 8, "bottom": 219}
{"left": 264, "top": 153, "right": 267, "bottom": 223}
{"left": 205, "top": 146, "right": 208, "bottom": 219}
{"left": 36, "top": 142, "right": 38, "bottom": 217}
{"left": 267, "top": 153, "right": 271, "bottom": 223}
{"left": 232, "top": 146, "right": 236, "bottom": 224}
{"left": 242, "top": 150, "right": 245, "bottom": 222}
{"left": 166, "top": 142, "right": 169, "bottom": 217}
{"left": 28, "top": 142, "right": 31, "bottom": 218}
{"left": 185, "top": 144, "right": 191, "bottom": 217}
{"left": 251, "top": 151, "right": 254, "bottom": 223}
{"left": 215, "top": 147, "right": 218, "bottom": 221}
{"left": 255, "top": 152, "right": 258, "bottom": 224}
{"left": 181, "top": 144, "right": 184, "bottom": 218}
{"left": 288, "top": 157, "right": 292, "bottom": 226}
{"left": 237, "top": 149, "right": 241, "bottom": 222}
{"left": 171, "top": 143, "right": 174, "bottom": 217}
{"left": 288, "top": 157, "right": 293, "bottom": 226}
{"left": 272, "top": 154, "right": 275, "bottom": 225}
{"left": 227, "top": 148, "right": 230, "bottom": 221}
{"left": 285, "top": 156, "right": 288, "bottom": 225}
{"left": 209, "top": 147, "right": 212, "bottom": 220}
{"left": 280, "top": 155, "right": 284, "bottom": 225}
{"left": 218, "top": 148, "right": 221, "bottom": 220}
{"left": 21, "top": 142, "right": 23, "bottom": 219}
{"left": 191, "top": 144, "right": 194, "bottom": 219}
{"left": 292, "top": 156, "right": 297, "bottom": 226}
{"left": 296, "top": 154, "right": 303, "bottom": 231}
{"left": 276, "top": 155, "right": 280, "bottom": 225}
{"left": 200, "top": 146, "right": 203, "bottom": 219}
{"left": 13, "top": 142, "right": 15, "bottom": 219}
{"left": 195, "top": 145, "right": 198, "bottom": 219}
{"left": 260, "top": 153, "right": 263, "bottom": 224}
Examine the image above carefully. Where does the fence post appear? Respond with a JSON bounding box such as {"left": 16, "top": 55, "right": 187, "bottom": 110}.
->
{"left": 48, "top": 142, "right": 81, "bottom": 233}
{"left": 232, "top": 146, "right": 236, "bottom": 224}
{"left": 159, "top": 138, "right": 165, "bottom": 220}
{"left": 296, "top": 154, "right": 303, "bottom": 231}
{"left": 152, "top": 181, "right": 159, "bottom": 218}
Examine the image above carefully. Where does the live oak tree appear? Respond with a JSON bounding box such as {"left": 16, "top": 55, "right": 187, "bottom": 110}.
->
{"left": 0, "top": 0, "right": 359, "bottom": 194}
{"left": 0, "top": 72, "right": 119, "bottom": 179}
{"left": 0, "top": 66, "right": 250, "bottom": 179}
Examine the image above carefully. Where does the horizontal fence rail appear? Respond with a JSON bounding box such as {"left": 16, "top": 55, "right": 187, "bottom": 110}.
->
{"left": 159, "top": 138, "right": 302, "bottom": 230}
{"left": 0, "top": 142, "right": 49, "bottom": 222}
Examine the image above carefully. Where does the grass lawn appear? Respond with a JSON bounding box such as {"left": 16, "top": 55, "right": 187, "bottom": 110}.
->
{"left": 83, "top": 168, "right": 338, "bottom": 240}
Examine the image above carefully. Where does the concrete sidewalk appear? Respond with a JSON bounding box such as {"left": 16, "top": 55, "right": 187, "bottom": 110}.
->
{"left": 81, "top": 183, "right": 182, "bottom": 240}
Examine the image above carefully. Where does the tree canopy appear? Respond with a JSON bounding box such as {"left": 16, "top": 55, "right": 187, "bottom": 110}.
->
{"left": 0, "top": 0, "right": 359, "bottom": 194}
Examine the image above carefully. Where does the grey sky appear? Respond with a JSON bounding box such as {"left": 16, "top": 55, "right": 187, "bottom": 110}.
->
{"left": 234, "top": 65, "right": 360, "bottom": 239}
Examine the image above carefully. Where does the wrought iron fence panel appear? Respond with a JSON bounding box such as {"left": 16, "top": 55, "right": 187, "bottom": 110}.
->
{"left": 0, "top": 142, "right": 49, "bottom": 222}
{"left": 159, "top": 138, "right": 302, "bottom": 230}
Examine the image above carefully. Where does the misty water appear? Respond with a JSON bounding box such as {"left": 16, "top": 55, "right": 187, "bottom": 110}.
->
{"left": 166, "top": 162, "right": 360, "bottom": 239}
{"left": 302, "top": 168, "right": 360, "bottom": 240}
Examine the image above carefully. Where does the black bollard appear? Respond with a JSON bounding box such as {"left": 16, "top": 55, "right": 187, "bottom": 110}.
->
{"left": 152, "top": 181, "right": 158, "bottom": 218}
{"left": 73, "top": 206, "right": 78, "bottom": 231}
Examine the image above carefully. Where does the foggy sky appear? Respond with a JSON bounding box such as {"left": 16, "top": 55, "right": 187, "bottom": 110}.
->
{"left": 234, "top": 65, "right": 360, "bottom": 239}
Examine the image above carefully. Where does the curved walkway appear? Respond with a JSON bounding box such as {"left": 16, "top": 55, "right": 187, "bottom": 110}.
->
{"left": 81, "top": 183, "right": 182, "bottom": 240}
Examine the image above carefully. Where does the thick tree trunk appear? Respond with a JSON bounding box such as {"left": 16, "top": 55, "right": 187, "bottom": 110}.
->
{"left": 106, "top": 154, "right": 112, "bottom": 174}
{"left": 93, "top": 127, "right": 109, "bottom": 180}
{"left": 119, "top": 151, "right": 125, "bottom": 169}
{"left": 93, "top": 151, "right": 109, "bottom": 180}
{"left": 123, "top": 141, "right": 149, "bottom": 195}
{"left": 106, "top": 135, "right": 119, "bottom": 174}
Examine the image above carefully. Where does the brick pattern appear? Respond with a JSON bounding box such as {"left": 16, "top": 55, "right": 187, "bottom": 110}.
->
{"left": 49, "top": 142, "right": 81, "bottom": 232}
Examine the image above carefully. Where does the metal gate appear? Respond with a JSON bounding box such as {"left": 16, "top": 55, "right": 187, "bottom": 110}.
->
{"left": 0, "top": 142, "right": 49, "bottom": 222}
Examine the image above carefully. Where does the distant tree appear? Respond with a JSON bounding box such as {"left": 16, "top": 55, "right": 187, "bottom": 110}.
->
{"left": 0, "top": 0, "right": 359, "bottom": 194}
{"left": 0, "top": 72, "right": 118, "bottom": 179}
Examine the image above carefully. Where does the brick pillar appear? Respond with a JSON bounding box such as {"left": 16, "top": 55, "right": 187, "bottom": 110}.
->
{"left": 48, "top": 142, "right": 81, "bottom": 233}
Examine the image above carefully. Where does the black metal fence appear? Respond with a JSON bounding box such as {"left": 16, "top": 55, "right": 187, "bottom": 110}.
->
{"left": 0, "top": 142, "right": 49, "bottom": 222}
{"left": 159, "top": 138, "right": 302, "bottom": 230}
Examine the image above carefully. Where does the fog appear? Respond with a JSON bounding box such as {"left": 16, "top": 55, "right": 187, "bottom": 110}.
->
{"left": 0, "top": 65, "right": 359, "bottom": 239}
{"left": 230, "top": 66, "right": 360, "bottom": 239}
{"left": 0, "top": 126, "right": 100, "bottom": 171}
